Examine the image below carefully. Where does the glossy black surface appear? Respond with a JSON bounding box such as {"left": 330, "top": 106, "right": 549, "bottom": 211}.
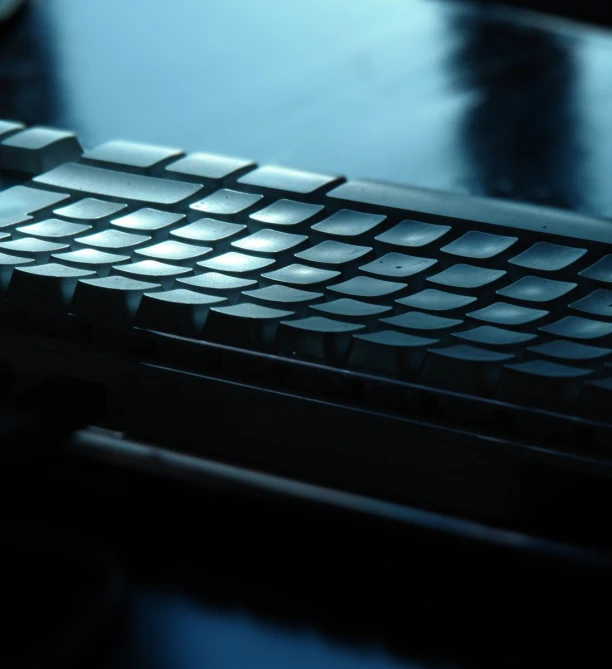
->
{"left": 2, "top": 0, "right": 612, "bottom": 218}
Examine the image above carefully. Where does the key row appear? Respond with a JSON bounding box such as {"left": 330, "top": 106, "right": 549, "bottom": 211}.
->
{"left": 0, "top": 127, "right": 345, "bottom": 200}
{"left": 0, "top": 227, "right": 606, "bottom": 301}
{"left": 5, "top": 185, "right": 612, "bottom": 287}
{"left": 69, "top": 277, "right": 612, "bottom": 410}
{"left": 4, "top": 257, "right": 612, "bottom": 346}
{"left": 0, "top": 231, "right": 607, "bottom": 308}
{"left": 4, "top": 123, "right": 612, "bottom": 268}
{"left": 1, "top": 236, "right": 612, "bottom": 327}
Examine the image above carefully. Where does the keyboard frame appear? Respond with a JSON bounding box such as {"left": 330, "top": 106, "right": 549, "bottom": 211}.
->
{"left": 1, "top": 304, "right": 610, "bottom": 522}
{"left": 3, "top": 126, "right": 612, "bottom": 521}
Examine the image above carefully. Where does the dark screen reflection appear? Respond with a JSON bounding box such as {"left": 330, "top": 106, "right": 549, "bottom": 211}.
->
{"left": 0, "top": 7, "right": 54, "bottom": 125}
{"left": 123, "top": 592, "right": 425, "bottom": 669}
{"left": 451, "top": 15, "right": 583, "bottom": 211}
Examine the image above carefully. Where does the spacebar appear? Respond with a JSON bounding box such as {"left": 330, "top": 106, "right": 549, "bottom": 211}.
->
{"left": 34, "top": 162, "right": 203, "bottom": 206}
{"left": 327, "top": 180, "right": 612, "bottom": 246}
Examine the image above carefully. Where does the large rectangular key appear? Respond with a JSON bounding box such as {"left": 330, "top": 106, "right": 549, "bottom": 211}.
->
{"left": 34, "top": 163, "right": 203, "bottom": 207}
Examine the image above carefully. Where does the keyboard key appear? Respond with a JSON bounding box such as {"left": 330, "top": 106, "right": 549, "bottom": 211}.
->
{"left": 349, "top": 330, "right": 437, "bottom": 375}
{"left": 375, "top": 220, "right": 451, "bottom": 248}
{"left": 453, "top": 325, "right": 537, "bottom": 348}
{"left": 190, "top": 189, "right": 262, "bottom": 217}
{"left": 499, "top": 359, "right": 591, "bottom": 406}
{"left": 295, "top": 240, "right": 372, "bottom": 268}
{"left": 529, "top": 340, "right": 610, "bottom": 362}
{"left": 72, "top": 275, "right": 161, "bottom": 324}
{"left": 111, "top": 208, "right": 185, "bottom": 234}
{"left": 276, "top": 316, "right": 364, "bottom": 362}
{"left": 0, "top": 120, "right": 24, "bottom": 139}
{"left": 238, "top": 165, "right": 340, "bottom": 194}
{"left": 428, "top": 264, "right": 506, "bottom": 290}
{"left": 249, "top": 199, "right": 324, "bottom": 230}
{"left": 82, "top": 140, "right": 182, "bottom": 172}
{"left": 198, "top": 251, "right": 274, "bottom": 276}
{"left": 396, "top": 289, "right": 476, "bottom": 313}
{"left": 328, "top": 276, "right": 406, "bottom": 299}
{"left": 0, "top": 127, "right": 81, "bottom": 173}
{"left": 0, "top": 213, "right": 31, "bottom": 230}
{"left": 35, "top": 163, "right": 202, "bottom": 207}
{"left": 75, "top": 229, "right": 151, "bottom": 250}
{"left": 136, "top": 289, "right": 226, "bottom": 335}
{"left": 112, "top": 260, "right": 192, "bottom": 285}
{"left": 540, "top": 316, "right": 612, "bottom": 340}
{"left": 17, "top": 218, "right": 91, "bottom": 239}
{"left": 52, "top": 249, "right": 131, "bottom": 275}
{"left": 261, "top": 263, "right": 340, "bottom": 287}
{"left": 421, "top": 345, "right": 514, "bottom": 394}
{"left": 441, "top": 231, "right": 517, "bottom": 260}
{"left": 0, "top": 238, "right": 69, "bottom": 260}
{"left": 509, "top": 242, "right": 587, "bottom": 272}
{"left": 579, "top": 255, "right": 612, "bottom": 284}
{"left": 0, "top": 185, "right": 69, "bottom": 220}
{"left": 170, "top": 218, "right": 246, "bottom": 245}
{"left": 135, "top": 240, "right": 212, "bottom": 264}
{"left": 496, "top": 275, "right": 576, "bottom": 303}
{"left": 178, "top": 272, "right": 256, "bottom": 301}
{"left": 204, "top": 303, "right": 294, "bottom": 347}
{"left": 0, "top": 252, "right": 35, "bottom": 289}
{"left": 382, "top": 311, "right": 462, "bottom": 334}
{"left": 360, "top": 252, "right": 437, "bottom": 279}
{"left": 241, "top": 284, "right": 322, "bottom": 308}
{"left": 8, "top": 263, "right": 96, "bottom": 308}
{"left": 311, "top": 298, "right": 391, "bottom": 323}
{"left": 231, "top": 229, "right": 307, "bottom": 257}
{"left": 570, "top": 290, "right": 612, "bottom": 319}
{"left": 311, "top": 210, "right": 386, "bottom": 238}
{"left": 467, "top": 302, "right": 548, "bottom": 327}
{"left": 165, "top": 152, "right": 254, "bottom": 183}
{"left": 54, "top": 198, "right": 127, "bottom": 221}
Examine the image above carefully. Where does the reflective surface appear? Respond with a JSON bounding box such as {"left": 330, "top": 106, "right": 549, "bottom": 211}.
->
{"left": 121, "top": 592, "right": 423, "bottom": 669}
{"left": 2, "top": 0, "right": 612, "bottom": 219}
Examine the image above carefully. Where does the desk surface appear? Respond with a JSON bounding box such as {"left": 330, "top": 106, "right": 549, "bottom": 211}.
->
{"left": 2, "top": 2, "right": 612, "bottom": 668}
{"left": 3, "top": 0, "right": 612, "bottom": 218}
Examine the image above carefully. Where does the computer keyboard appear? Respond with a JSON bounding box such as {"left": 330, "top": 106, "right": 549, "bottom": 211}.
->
{"left": 2, "top": 120, "right": 612, "bottom": 520}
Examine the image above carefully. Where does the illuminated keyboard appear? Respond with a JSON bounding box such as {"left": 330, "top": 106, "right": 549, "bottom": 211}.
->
{"left": 1, "top": 119, "right": 611, "bottom": 520}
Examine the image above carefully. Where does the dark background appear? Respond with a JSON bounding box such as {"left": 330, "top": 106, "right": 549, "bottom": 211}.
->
{"left": 499, "top": 0, "right": 611, "bottom": 24}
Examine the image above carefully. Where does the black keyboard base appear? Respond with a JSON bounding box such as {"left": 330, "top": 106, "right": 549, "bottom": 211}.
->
{"left": 3, "top": 319, "right": 612, "bottom": 532}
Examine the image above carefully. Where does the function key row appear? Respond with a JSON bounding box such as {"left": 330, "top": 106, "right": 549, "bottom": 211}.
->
{"left": 0, "top": 124, "right": 344, "bottom": 207}
{"left": 80, "top": 140, "right": 341, "bottom": 194}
